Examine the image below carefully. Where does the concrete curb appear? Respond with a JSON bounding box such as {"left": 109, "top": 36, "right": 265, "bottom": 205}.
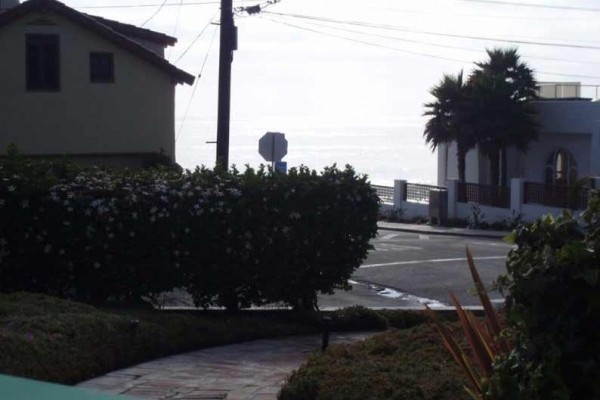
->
{"left": 377, "top": 221, "right": 510, "bottom": 240}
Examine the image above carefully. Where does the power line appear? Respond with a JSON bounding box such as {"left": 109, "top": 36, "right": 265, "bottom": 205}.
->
{"left": 78, "top": 1, "right": 231, "bottom": 9}
{"left": 177, "top": 25, "right": 219, "bottom": 143}
{"left": 140, "top": 0, "right": 169, "bottom": 27}
{"left": 167, "top": 0, "right": 185, "bottom": 60}
{"left": 173, "top": 10, "right": 219, "bottom": 64}
{"left": 260, "top": 16, "right": 471, "bottom": 64}
{"left": 272, "top": 14, "right": 600, "bottom": 67}
{"left": 262, "top": 10, "right": 600, "bottom": 51}
{"left": 452, "top": 0, "right": 600, "bottom": 13}
{"left": 261, "top": 16, "right": 600, "bottom": 81}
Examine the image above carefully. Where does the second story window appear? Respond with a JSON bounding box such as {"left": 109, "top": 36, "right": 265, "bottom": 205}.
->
{"left": 26, "top": 34, "right": 60, "bottom": 91}
{"left": 90, "top": 52, "right": 114, "bottom": 83}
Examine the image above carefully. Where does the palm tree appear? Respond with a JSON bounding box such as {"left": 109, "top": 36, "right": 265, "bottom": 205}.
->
{"left": 424, "top": 71, "right": 474, "bottom": 183}
{"left": 468, "top": 48, "right": 538, "bottom": 187}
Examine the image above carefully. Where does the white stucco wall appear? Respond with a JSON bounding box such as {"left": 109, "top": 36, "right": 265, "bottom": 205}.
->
{"left": 517, "top": 132, "right": 591, "bottom": 182}
{"left": 437, "top": 100, "right": 600, "bottom": 184}
{"left": 0, "top": 11, "right": 176, "bottom": 161}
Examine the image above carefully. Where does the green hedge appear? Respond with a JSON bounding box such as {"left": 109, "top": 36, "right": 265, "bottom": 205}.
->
{"left": 0, "top": 156, "right": 379, "bottom": 310}
{"left": 490, "top": 194, "right": 600, "bottom": 399}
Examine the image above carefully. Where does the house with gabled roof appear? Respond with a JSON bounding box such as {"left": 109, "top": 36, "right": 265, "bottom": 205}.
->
{"left": 0, "top": 0, "right": 195, "bottom": 167}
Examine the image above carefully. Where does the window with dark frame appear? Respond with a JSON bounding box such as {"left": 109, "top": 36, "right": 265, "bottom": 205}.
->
{"left": 26, "top": 34, "right": 60, "bottom": 91}
{"left": 90, "top": 52, "right": 114, "bottom": 83}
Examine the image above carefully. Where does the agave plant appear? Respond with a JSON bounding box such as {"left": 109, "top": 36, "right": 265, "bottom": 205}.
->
{"left": 424, "top": 247, "right": 511, "bottom": 400}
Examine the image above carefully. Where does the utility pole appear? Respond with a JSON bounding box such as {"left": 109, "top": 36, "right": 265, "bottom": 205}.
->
{"left": 215, "top": 0, "right": 236, "bottom": 169}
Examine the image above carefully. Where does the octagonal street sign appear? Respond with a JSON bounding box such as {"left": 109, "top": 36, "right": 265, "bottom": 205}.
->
{"left": 259, "top": 132, "right": 288, "bottom": 162}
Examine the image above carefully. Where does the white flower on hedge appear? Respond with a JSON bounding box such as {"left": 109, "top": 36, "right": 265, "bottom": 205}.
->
{"left": 94, "top": 262, "right": 100, "bottom": 269}
{"left": 160, "top": 195, "right": 168, "bottom": 202}
{"left": 129, "top": 231, "right": 135, "bottom": 237}
{"left": 0, "top": 199, "right": 5, "bottom": 207}
{"left": 43, "top": 244, "right": 52, "bottom": 253}
{"left": 226, "top": 247, "right": 232, "bottom": 254}
{"left": 150, "top": 216, "right": 156, "bottom": 223}
{"left": 85, "top": 209, "right": 92, "bottom": 217}
{"left": 0, "top": 238, "right": 7, "bottom": 246}
{"left": 227, "top": 188, "right": 241, "bottom": 197}
{"left": 8, "top": 185, "right": 15, "bottom": 192}
{"left": 132, "top": 212, "right": 138, "bottom": 219}
{"left": 90, "top": 199, "right": 103, "bottom": 208}
{"left": 63, "top": 221, "right": 71, "bottom": 226}
{"left": 290, "top": 212, "right": 301, "bottom": 220}
{"left": 282, "top": 226, "right": 290, "bottom": 234}
{"left": 150, "top": 207, "right": 157, "bottom": 214}
{"left": 20, "top": 199, "right": 29, "bottom": 208}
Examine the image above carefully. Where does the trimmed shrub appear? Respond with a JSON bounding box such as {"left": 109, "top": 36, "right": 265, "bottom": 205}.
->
{"left": 490, "top": 195, "right": 600, "bottom": 400}
{"left": 328, "top": 305, "right": 389, "bottom": 331}
{"left": 0, "top": 156, "right": 378, "bottom": 309}
{"left": 278, "top": 324, "right": 469, "bottom": 400}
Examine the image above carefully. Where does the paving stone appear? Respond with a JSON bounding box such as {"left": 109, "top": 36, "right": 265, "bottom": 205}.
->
{"left": 77, "top": 333, "right": 375, "bottom": 400}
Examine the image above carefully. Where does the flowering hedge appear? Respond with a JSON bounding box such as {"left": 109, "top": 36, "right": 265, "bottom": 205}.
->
{"left": 0, "top": 157, "right": 379, "bottom": 309}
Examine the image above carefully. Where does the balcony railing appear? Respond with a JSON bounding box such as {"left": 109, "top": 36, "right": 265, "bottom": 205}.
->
{"left": 524, "top": 182, "right": 590, "bottom": 210}
{"left": 458, "top": 182, "right": 511, "bottom": 208}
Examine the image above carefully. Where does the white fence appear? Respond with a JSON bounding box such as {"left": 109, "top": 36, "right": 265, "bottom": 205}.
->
{"left": 375, "top": 178, "right": 598, "bottom": 224}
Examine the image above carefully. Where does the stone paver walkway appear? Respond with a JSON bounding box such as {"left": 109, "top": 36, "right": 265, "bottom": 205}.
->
{"left": 77, "top": 333, "right": 373, "bottom": 400}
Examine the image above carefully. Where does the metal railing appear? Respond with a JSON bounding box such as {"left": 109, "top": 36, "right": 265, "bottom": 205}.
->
{"left": 406, "top": 183, "right": 446, "bottom": 204}
{"left": 458, "top": 182, "right": 511, "bottom": 208}
{"left": 536, "top": 83, "right": 600, "bottom": 101}
{"left": 372, "top": 184, "right": 394, "bottom": 204}
{"left": 524, "top": 182, "right": 590, "bottom": 210}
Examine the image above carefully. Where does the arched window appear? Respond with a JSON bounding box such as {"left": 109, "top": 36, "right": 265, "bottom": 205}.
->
{"left": 545, "top": 149, "right": 577, "bottom": 185}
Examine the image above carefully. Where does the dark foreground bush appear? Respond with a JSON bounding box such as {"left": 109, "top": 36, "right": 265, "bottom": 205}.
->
{"left": 278, "top": 323, "right": 468, "bottom": 400}
{"left": 490, "top": 196, "right": 600, "bottom": 400}
{"left": 0, "top": 292, "right": 317, "bottom": 384}
{"left": 0, "top": 155, "right": 379, "bottom": 309}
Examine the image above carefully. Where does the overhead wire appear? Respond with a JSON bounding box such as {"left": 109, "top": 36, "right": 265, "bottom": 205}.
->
{"left": 173, "top": 9, "right": 219, "bottom": 64}
{"left": 167, "top": 0, "right": 185, "bottom": 60}
{"left": 260, "top": 15, "right": 600, "bottom": 81}
{"left": 271, "top": 14, "right": 600, "bottom": 67}
{"left": 451, "top": 0, "right": 600, "bottom": 13}
{"left": 177, "top": 24, "right": 219, "bottom": 143}
{"left": 78, "top": 1, "right": 230, "bottom": 9}
{"left": 262, "top": 10, "right": 600, "bottom": 51}
{"left": 140, "top": 0, "right": 169, "bottom": 27}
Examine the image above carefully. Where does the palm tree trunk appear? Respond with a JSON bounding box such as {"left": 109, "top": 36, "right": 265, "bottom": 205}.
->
{"left": 457, "top": 145, "right": 467, "bottom": 183}
{"left": 489, "top": 151, "right": 500, "bottom": 187}
{"left": 500, "top": 147, "right": 508, "bottom": 187}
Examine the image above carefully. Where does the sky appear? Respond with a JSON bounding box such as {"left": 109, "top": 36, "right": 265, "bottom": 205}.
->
{"left": 48, "top": 0, "right": 600, "bottom": 182}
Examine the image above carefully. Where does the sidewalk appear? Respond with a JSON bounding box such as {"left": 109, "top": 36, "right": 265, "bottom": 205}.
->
{"left": 377, "top": 221, "right": 510, "bottom": 239}
{"left": 77, "top": 332, "right": 374, "bottom": 400}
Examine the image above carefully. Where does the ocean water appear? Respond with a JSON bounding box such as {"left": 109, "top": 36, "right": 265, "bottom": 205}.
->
{"left": 175, "top": 119, "right": 438, "bottom": 186}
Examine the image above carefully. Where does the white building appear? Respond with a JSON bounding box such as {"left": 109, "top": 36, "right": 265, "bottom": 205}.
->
{"left": 381, "top": 83, "right": 600, "bottom": 224}
{"left": 0, "top": 0, "right": 195, "bottom": 167}
{"left": 437, "top": 82, "right": 600, "bottom": 188}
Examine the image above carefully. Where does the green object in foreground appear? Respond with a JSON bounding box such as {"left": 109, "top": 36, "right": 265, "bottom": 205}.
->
{"left": 0, "top": 375, "right": 136, "bottom": 400}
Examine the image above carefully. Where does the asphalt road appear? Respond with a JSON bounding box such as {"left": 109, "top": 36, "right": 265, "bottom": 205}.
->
{"left": 318, "top": 229, "right": 512, "bottom": 309}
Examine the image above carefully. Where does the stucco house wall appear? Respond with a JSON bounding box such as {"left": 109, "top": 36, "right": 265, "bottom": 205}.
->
{"left": 0, "top": 4, "right": 192, "bottom": 165}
